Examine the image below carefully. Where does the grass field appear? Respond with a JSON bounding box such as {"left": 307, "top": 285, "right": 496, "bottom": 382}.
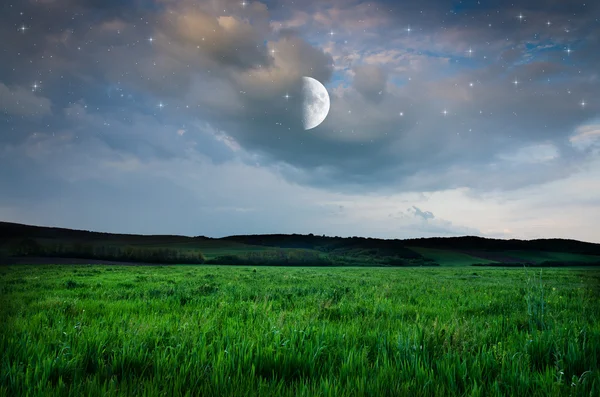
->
{"left": 1, "top": 265, "right": 599, "bottom": 396}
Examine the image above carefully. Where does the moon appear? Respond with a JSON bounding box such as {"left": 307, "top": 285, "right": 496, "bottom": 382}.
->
{"left": 301, "top": 76, "right": 330, "bottom": 130}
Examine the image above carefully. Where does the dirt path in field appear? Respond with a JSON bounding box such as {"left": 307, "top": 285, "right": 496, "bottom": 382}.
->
{"left": 0, "top": 257, "right": 172, "bottom": 266}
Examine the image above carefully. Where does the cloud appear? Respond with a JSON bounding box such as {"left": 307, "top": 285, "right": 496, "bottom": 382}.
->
{"left": 410, "top": 206, "right": 435, "bottom": 221}
{"left": 352, "top": 64, "right": 387, "bottom": 102}
{"left": 0, "top": 83, "right": 52, "bottom": 116}
{"left": 159, "top": 2, "right": 272, "bottom": 70}
{"left": 3, "top": 0, "right": 598, "bottom": 196}
{"left": 497, "top": 143, "right": 559, "bottom": 164}
{"left": 570, "top": 123, "right": 600, "bottom": 151}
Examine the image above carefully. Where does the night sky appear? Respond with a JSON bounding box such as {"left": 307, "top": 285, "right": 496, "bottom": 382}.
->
{"left": 1, "top": 0, "right": 599, "bottom": 242}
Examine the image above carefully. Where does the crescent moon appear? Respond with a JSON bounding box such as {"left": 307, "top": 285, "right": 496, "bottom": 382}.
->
{"left": 302, "top": 76, "right": 330, "bottom": 130}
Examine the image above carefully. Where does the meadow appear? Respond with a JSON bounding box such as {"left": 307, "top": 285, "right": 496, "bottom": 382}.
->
{"left": 1, "top": 265, "right": 599, "bottom": 396}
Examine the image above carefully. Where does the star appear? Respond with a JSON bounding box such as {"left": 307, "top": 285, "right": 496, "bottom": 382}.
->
{"left": 283, "top": 93, "right": 291, "bottom": 100}
{"left": 467, "top": 47, "right": 474, "bottom": 57}
{"left": 241, "top": 1, "right": 247, "bottom": 7}
{"left": 18, "top": 25, "right": 28, "bottom": 33}
{"left": 158, "top": 102, "right": 164, "bottom": 109}
{"left": 406, "top": 25, "right": 412, "bottom": 33}
{"left": 469, "top": 82, "right": 474, "bottom": 87}
{"left": 546, "top": 21, "right": 552, "bottom": 26}
{"left": 513, "top": 79, "right": 519, "bottom": 86}
{"left": 518, "top": 13, "right": 524, "bottom": 22}
{"left": 329, "top": 30, "right": 335, "bottom": 37}
{"left": 565, "top": 47, "right": 572, "bottom": 55}
{"left": 442, "top": 109, "right": 448, "bottom": 116}
{"left": 148, "top": 37, "right": 154, "bottom": 43}
{"left": 31, "top": 82, "right": 40, "bottom": 92}
{"left": 399, "top": 112, "right": 404, "bottom": 116}
{"left": 581, "top": 100, "right": 586, "bottom": 108}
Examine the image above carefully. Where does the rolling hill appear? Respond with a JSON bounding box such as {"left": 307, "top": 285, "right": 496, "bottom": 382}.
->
{"left": 1, "top": 221, "right": 600, "bottom": 266}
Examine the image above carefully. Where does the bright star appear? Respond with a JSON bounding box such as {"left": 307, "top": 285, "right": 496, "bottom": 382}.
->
{"left": 18, "top": 25, "right": 28, "bottom": 33}
{"left": 158, "top": 102, "right": 164, "bottom": 109}
{"left": 241, "top": 1, "right": 247, "bottom": 7}
{"left": 565, "top": 47, "right": 572, "bottom": 55}
{"left": 546, "top": 21, "right": 552, "bottom": 26}
{"left": 31, "top": 82, "right": 40, "bottom": 92}
{"left": 148, "top": 37, "right": 154, "bottom": 43}
{"left": 283, "top": 93, "right": 291, "bottom": 100}
{"left": 469, "top": 82, "right": 474, "bottom": 87}
{"left": 442, "top": 109, "right": 448, "bottom": 116}
{"left": 513, "top": 79, "right": 519, "bottom": 86}
{"left": 518, "top": 13, "right": 524, "bottom": 21}
{"left": 581, "top": 100, "right": 586, "bottom": 107}
{"left": 406, "top": 25, "right": 412, "bottom": 33}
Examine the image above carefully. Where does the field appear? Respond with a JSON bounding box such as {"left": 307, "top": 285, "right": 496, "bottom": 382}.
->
{"left": 1, "top": 265, "right": 599, "bottom": 396}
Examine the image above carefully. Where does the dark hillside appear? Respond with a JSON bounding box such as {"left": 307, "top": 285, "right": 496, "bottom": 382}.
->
{"left": 222, "top": 234, "right": 422, "bottom": 258}
{"left": 404, "top": 236, "right": 600, "bottom": 256}
{"left": 0, "top": 221, "right": 207, "bottom": 243}
{"left": 2, "top": 221, "right": 600, "bottom": 266}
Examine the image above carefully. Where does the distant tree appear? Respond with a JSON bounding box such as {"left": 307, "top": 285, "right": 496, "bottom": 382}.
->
{"left": 10, "top": 239, "right": 44, "bottom": 256}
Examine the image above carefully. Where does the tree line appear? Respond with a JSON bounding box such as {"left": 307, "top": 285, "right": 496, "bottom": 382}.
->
{"left": 8, "top": 239, "right": 205, "bottom": 264}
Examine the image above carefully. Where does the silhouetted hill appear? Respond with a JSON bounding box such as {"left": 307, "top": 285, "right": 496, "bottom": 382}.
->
{"left": 0, "top": 222, "right": 210, "bottom": 243}
{"left": 403, "top": 236, "right": 600, "bottom": 256}
{"left": 1, "top": 221, "right": 599, "bottom": 266}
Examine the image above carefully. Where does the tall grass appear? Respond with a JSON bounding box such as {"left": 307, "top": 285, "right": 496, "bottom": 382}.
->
{"left": 525, "top": 267, "right": 546, "bottom": 332}
{"left": 1, "top": 265, "right": 599, "bottom": 396}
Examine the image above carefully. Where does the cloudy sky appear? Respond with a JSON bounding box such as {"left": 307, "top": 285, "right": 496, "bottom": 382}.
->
{"left": 1, "top": 0, "right": 599, "bottom": 242}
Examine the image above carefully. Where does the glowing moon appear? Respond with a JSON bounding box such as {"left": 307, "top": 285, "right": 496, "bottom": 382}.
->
{"left": 302, "top": 76, "right": 330, "bottom": 130}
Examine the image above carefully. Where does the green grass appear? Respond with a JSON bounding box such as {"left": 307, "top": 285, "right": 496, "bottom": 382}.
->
{"left": 1, "top": 265, "right": 599, "bottom": 396}
{"left": 408, "top": 247, "right": 499, "bottom": 266}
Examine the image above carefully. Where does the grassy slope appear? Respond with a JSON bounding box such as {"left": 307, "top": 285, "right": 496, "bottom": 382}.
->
{"left": 1, "top": 265, "right": 599, "bottom": 396}
{"left": 407, "top": 247, "right": 499, "bottom": 266}
{"left": 408, "top": 247, "right": 600, "bottom": 266}
{"left": 500, "top": 250, "right": 600, "bottom": 264}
